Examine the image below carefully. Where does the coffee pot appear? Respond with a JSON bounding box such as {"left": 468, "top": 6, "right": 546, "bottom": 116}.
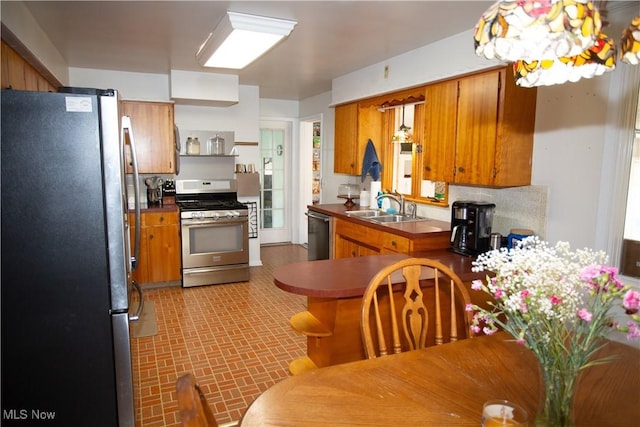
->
{"left": 144, "top": 176, "right": 163, "bottom": 206}
{"left": 450, "top": 201, "right": 496, "bottom": 256}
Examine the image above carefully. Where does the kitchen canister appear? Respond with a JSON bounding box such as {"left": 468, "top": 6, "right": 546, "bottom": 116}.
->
{"left": 490, "top": 233, "right": 502, "bottom": 250}
{"left": 209, "top": 134, "right": 225, "bottom": 155}
{"left": 186, "top": 137, "right": 200, "bottom": 155}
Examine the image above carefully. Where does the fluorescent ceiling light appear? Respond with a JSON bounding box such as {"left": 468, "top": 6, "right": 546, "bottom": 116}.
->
{"left": 196, "top": 11, "right": 297, "bottom": 69}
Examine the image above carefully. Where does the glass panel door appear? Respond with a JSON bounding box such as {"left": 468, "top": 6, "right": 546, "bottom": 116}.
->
{"left": 260, "top": 122, "right": 289, "bottom": 244}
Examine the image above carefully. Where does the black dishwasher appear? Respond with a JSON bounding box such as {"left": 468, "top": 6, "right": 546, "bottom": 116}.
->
{"left": 306, "top": 210, "right": 332, "bottom": 260}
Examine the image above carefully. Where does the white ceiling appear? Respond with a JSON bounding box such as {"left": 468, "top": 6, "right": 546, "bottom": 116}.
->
{"left": 19, "top": 1, "right": 494, "bottom": 100}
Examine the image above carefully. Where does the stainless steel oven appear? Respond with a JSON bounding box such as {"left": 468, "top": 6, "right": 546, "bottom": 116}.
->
{"left": 176, "top": 179, "right": 250, "bottom": 287}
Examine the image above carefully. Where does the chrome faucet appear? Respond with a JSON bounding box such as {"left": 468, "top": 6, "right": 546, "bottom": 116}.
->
{"left": 406, "top": 202, "right": 417, "bottom": 218}
{"left": 375, "top": 192, "right": 405, "bottom": 215}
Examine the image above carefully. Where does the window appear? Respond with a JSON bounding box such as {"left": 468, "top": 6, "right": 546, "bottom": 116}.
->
{"left": 382, "top": 104, "right": 448, "bottom": 205}
{"left": 620, "top": 89, "right": 640, "bottom": 278}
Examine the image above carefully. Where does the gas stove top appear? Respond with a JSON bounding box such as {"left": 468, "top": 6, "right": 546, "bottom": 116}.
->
{"left": 175, "top": 179, "right": 248, "bottom": 219}
{"left": 177, "top": 198, "right": 247, "bottom": 212}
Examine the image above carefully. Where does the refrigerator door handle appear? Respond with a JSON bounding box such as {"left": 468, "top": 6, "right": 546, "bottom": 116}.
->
{"left": 121, "top": 115, "right": 141, "bottom": 271}
{"left": 129, "top": 280, "right": 144, "bottom": 322}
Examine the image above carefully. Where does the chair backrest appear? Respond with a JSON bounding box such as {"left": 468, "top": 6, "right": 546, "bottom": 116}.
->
{"left": 176, "top": 373, "right": 219, "bottom": 427}
{"left": 360, "top": 257, "right": 473, "bottom": 359}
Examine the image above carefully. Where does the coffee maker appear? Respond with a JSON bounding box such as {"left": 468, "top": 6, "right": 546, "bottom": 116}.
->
{"left": 450, "top": 201, "right": 496, "bottom": 256}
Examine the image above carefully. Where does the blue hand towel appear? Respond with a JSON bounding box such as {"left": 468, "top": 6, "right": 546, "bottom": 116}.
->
{"left": 361, "top": 139, "right": 382, "bottom": 182}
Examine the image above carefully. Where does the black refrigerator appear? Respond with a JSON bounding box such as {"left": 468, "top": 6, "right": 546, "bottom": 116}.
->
{"left": 1, "top": 88, "right": 141, "bottom": 426}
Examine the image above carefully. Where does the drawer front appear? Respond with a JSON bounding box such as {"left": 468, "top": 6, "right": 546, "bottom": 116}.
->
{"left": 335, "top": 219, "right": 381, "bottom": 246}
{"left": 143, "top": 210, "right": 179, "bottom": 226}
{"left": 381, "top": 233, "right": 409, "bottom": 253}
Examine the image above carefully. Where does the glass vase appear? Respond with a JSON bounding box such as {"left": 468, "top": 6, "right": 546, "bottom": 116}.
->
{"left": 535, "top": 362, "right": 579, "bottom": 427}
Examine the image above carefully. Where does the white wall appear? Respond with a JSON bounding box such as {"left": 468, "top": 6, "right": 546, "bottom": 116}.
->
{"left": 69, "top": 67, "right": 170, "bottom": 100}
{"left": 332, "top": 30, "right": 499, "bottom": 106}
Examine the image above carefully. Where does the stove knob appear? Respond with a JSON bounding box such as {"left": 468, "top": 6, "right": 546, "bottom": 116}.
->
{"left": 211, "top": 212, "right": 220, "bottom": 220}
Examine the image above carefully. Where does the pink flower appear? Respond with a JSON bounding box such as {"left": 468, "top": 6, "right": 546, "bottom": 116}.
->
{"left": 623, "top": 289, "right": 640, "bottom": 314}
{"left": 494, "top": 289, "right": 504, "bottom": 299}
{"left": 581, "top": 265, "right": 624, "bottom": 293}
{"left": 578, "top": 308, "right": 593, "bottom": 322}
{"left": 471, "top": 280, "right": 483, "bottom": 291}
{"left": 483, "top": 327, "right": 496, "bottom": 335}
{"left": 580, "top": 265, "right": 601, "bottom": 282}
{"left": 465, "top": 303, "right": 474, "bottom": 312}
{"left": 550, "top": 295, "right": 562, "bottom": 305}
{"left": 471, "top": 325, "right": 481, "bottom": 334}
{"left": 516, "top": 338, "right": 526, "bottom": 345}
{"left": 627, "top": 322, "right": 640, "bottom": 340}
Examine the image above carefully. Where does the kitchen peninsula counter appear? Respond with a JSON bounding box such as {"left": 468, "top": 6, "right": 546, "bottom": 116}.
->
{"left": 277, "top": 250, "right": 487, "bottom": 374}
{"left": 310, "top": 204, "right": 453, "bottom": 257}
{"left": 309, "top": 203, "right": 451, "bottom": 238}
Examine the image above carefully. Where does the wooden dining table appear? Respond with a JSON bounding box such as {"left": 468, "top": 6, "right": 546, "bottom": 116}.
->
{"left": 240, "top": 332, "right": 640, "bottom": 426}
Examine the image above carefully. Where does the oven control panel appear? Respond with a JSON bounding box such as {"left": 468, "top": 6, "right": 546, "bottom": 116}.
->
{"left": 180, "top": 210, "right": 248, "bottom": 220}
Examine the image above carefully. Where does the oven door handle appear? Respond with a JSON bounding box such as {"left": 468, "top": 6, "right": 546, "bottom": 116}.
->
{"left": 306, "top": 211, "right": 331, "bottom": 222}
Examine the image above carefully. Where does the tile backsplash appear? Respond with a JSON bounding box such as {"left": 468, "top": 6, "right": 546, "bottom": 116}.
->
{"left": 419, "top": 185, "right": 549, "bottom": 239}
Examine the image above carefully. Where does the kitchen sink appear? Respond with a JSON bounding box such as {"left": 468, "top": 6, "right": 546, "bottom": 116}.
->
{"left": 347, "top": 210, "right": 430, "bottom": 224}
{"left": 346, "top": 209, "right": 388, "bottom": 218}
{"left": 370, "top": 214, "right": 429, "bottom": 223}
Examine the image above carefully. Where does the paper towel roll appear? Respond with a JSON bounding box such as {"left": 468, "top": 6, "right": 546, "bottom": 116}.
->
{"left": 370, "top": 181, "right": 382, "bottom": 208}
{"left": 360, "top": 190, "right": 370, "bottom": 207}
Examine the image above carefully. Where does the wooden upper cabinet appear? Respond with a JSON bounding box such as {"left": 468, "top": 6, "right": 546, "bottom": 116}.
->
{"left": 423, "top": 79, "right": 458, "bottom": 183}
{"left": 121, "top": 100, "right": 176, "bottom": 174}
{"left": 334, "top": 102, "right": 382, "bottom": 175}
{"left": 422, "top": 67, "right": 537, "bottom": 187}
{"left": 455, "top": 70, "right": 500, "bottom": 185}
{"left": 334, "top": 103, "right": 359, "bottom": 174}
{"left": 1, "top": 40, "right": 57, "bottom": 92}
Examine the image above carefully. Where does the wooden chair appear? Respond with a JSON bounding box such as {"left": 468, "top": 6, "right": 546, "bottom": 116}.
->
{"left": 360, "top": 257, "right": 473, "bottom": 359}
{"left": 176, "top": 373, "right": 239, "bottom": 427}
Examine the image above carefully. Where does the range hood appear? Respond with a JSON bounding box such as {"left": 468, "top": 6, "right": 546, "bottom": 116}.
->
{"left": 170, "top": 70, "right": 239, "bottom": 107}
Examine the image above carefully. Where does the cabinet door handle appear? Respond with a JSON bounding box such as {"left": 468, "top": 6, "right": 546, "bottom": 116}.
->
{"left": 458, "top": 166, "right": 465, "bottom": 173}
{"left": 424, "top": 165, "right": 431, "bottom": 172}
{"left": 391, "top": 241, "right": 397, "bottom": 247}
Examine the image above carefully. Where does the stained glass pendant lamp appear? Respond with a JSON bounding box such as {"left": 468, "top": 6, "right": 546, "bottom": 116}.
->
{"left": 620, "top": 16, "right": 640, "bottom": 65}
{"left": 474, "top": 0, "right": 602, "bottom": 62}
{"left": 513, "top": 32, "right": 616, "bottom": 87}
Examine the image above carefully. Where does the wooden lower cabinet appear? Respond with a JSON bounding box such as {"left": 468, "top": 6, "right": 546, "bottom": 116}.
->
{"left": 130, "top": 209, "right": 181, "bottom": 284}
{"left": 333, "top": 218, "right": 448, "bottom": 258}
